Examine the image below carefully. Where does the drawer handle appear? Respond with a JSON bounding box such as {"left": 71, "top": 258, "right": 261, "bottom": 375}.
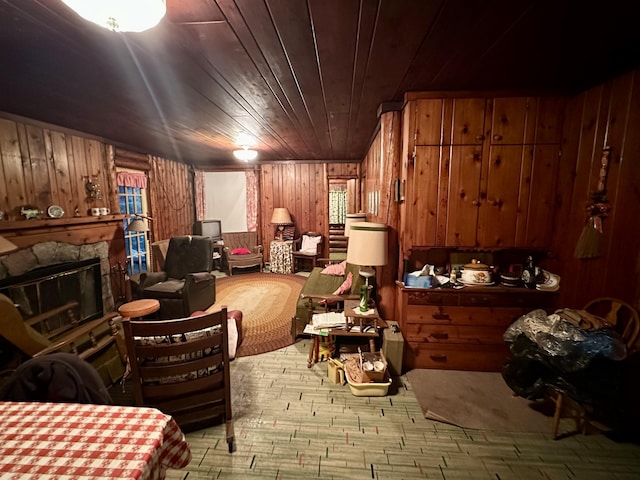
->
{"left": 430, "top": 332, "right": 449, "bottom": 340}
{"left": 493, "top": 134, "right": 503, "bottom": 141}
{"left": 432, "top": 313, "right": 450, "bottom": 320}
{"left": 430, "top": 354, "right": 447, "bottom": 361}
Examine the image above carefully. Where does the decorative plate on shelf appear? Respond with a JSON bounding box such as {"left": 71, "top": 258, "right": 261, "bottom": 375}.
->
{"left": 459, "top": 279, "right": 495, "bottom": 287}
{"left": 47, "top": 205, "right": 65, "bottom": 218}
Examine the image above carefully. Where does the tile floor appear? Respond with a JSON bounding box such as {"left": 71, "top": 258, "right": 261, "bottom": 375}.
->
{"left": 165, "top": 341, "right": 640, "bottom": 480}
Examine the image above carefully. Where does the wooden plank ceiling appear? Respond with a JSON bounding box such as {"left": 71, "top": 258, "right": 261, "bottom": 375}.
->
{"left": 1, "top": 0, "right": 639, "bottom": 168}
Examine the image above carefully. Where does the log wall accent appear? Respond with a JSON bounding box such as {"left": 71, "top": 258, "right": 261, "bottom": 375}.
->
{"left": 551, "top": 68, "right": 640, "bottom": 310}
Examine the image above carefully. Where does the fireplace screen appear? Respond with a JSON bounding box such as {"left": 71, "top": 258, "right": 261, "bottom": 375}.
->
{"left": 0, "top": 258, "right": 103, "bottom": 339}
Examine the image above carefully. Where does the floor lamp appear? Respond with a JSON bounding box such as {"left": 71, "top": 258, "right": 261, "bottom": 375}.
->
{"left": 345, "top": 222, "right": 388, "bottom": 311}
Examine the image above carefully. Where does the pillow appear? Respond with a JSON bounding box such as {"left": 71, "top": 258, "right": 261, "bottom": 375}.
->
{"left": 231, "top": 247, "right": 251, "bottom": 255}
{"left": 321, "top": 260, "right": 346, "bottom": 276}
{"left": 300, "top": 235, "right": 322, "bottom": 254}
{"left": 332, "top": 271, "right": 353, "bottom": 295}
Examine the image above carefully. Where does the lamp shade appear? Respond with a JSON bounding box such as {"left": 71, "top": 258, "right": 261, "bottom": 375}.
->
{"left": 0, "top": 235, "right": 18, "bottom": 254}
{"left": 344, "top": 213, "right": 367, "bottom": 237}
{"left": 270, "top": 207, "right": 292, "bottom": 225}
{"left": 126, "top": 218, "right": 148, "bottom": 232}
{"left": 346, "top": 222, "right": 388, "bottom": 266}
{"left": 61, "top": 0, "right": 166, "bottom": 32}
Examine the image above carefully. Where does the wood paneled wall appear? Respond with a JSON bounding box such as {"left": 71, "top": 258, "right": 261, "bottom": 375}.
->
{"left": 148, "top": 155, "right": 195, "bottom": 242}
{"left": 259, "top": 162, "right": 359, "bottom": 257}
{"left": 361, "top": 111, "right": 403, "bottom": 319}
{"left": 551, "top": 68, "right": 640, "bottom": 309}
{"left": 0, "top": 115, "right": 116, "bottom": 219}
{"left": 0, "top": 114, "right": 195, "bottom": 300}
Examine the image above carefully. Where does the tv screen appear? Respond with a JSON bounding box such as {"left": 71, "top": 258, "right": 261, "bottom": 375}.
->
{"left": 193, "top": 219, "right": 222, "bottom": 241}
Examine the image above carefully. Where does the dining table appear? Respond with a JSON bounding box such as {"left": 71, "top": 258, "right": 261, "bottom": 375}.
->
{"left": 0, "top": 401, "right": 191, "bottom": 479}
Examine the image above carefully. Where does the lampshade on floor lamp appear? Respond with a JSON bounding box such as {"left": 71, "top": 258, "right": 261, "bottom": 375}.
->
{"left": 346, "top": 222, "right": 388, "bottom": 311}
{"left": 344, "top": 213, "right": 367, "bottom": 237}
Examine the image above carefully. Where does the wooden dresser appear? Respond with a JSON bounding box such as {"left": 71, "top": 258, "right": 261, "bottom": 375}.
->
{"left": 396, "top": 282, "right": 557, "bottom": 372}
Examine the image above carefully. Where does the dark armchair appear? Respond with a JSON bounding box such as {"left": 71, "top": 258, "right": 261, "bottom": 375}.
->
{"left": 140, "top": 236, "right": 216, "bottom": 319}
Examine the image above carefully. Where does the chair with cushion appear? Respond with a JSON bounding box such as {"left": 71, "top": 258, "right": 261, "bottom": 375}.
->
{"left": 292, "top": 232, "right": 323, "bottom": 272}
{"left": 549, "top": 297, "right": 640, "bottom": 439}
{"left": 122, "top": 308, "right": 234, "bottom": 450}
{"left": 140, "top": 236, "right": 216, "bottom": 319}
{"left": 222, "top": 232, "right": 264, "bottom": 276}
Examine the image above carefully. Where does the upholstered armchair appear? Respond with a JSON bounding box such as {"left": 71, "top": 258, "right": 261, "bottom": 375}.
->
{"left": 140, "top": 236, "right": 216, "bottom": 319}
{"left": 222, "top": 232, "right": 264, "bottom": 276}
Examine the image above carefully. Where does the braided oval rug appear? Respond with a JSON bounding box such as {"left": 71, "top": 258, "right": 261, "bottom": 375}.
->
{"left": 207, "top": 273, "right": 306, "bottom": 357}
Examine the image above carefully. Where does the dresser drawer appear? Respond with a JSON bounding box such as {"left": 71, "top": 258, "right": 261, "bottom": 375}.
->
{"left": 405, "top": 324, "right": 508, "bottom": 345}
{"left": 406, "top": 343, "right": 510, "bottom": 372}
{"left": 405, "top": 305, "right": 525, "bottom": 327}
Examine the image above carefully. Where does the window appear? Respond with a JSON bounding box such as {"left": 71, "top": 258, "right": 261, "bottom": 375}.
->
{"left": 117, "top": 172, "right": 149, "bottom": 275}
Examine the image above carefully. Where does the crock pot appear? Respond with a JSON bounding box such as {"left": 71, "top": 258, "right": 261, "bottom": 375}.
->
{"left": 461, "top": 260, "right": 492, "bottom": 284}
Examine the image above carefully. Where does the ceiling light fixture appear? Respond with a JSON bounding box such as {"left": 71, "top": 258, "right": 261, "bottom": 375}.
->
{"left": 233, "top": 146, "right": 258, "bottom": 162}
{"left": 60, "top": 0, "right": 166, "bottom": 33}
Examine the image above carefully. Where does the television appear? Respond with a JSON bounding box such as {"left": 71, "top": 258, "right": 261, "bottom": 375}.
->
{"left": 193, "top": 219, "right": 222, "bottom": 241}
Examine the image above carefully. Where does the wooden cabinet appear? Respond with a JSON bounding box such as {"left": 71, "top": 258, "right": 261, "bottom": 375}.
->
{"left": 404, "top": 94, "right": 563, "bottom": 250}
{"left": 396, "top": 283, "right": 556, "bottom": 372}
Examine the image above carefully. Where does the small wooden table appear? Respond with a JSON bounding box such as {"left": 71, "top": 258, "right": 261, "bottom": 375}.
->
{"left": 307, "top": 300, "right": 387, "bottom": 367}
{"left": 118, "top": 298, "right": 160, "bottom": 319}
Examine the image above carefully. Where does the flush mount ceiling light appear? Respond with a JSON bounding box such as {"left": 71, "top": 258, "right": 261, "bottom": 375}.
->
{"left": 233, "top": 146, "right": 258, "bottom": 162}
{"left": 60, "top": 0, "right": 166, "bottom": 33}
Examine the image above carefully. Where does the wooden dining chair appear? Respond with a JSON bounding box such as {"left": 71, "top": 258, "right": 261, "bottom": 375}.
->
{"left": 122, "top": 307, "right": 234, "bottom": 452}
{"left": 550, "top": 297, "right": 640, "bottom": 439}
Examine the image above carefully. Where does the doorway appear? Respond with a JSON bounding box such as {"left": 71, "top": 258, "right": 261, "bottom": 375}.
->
{"left": 328, "top": 178, "right": 358, "bottom": 260}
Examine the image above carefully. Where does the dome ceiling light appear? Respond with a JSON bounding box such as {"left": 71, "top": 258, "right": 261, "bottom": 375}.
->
{"left": 233, "top": 146, "right": 258, "bottom": 162}
{"left": 60, "top": 0, "right": 166, "bottom": 33}
{"left": 233, "top": 133, "right": 258, "bottom": 162}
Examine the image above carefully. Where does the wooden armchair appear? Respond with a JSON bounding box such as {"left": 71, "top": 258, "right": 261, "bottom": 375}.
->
{"left": 0, "top": 293, "right": 125, "bottom": 386}
{"left": 222, "top": 231, "right": 263, "bottom": 276}
{"left": 550, "top": 297, "right": 640, "bottom": 439}
{"left": 292, "top": 232, "right": 323, "bottom": 272}
{"left": 122, "top": 308, "right": 234, "bottom": 451}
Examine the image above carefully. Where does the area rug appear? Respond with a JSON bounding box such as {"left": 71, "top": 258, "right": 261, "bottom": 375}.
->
{"left": 206, "top": 273, "right": 306, "bottom": 358}
{"left": 405, "top": 369, "right": 555, "bottom": 433}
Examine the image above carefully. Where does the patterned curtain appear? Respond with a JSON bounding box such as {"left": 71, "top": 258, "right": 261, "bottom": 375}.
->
{"left": 194, "top": 169, "right": 205, "bottom": 221}
{"left": 245, "top": 170, "right": 258, "bottom": 231}
{"left": 329, "top": 190, "right": 347, "bottom": 224}
{"left": 116, "top": 171, "right": 147, "bottom": 188}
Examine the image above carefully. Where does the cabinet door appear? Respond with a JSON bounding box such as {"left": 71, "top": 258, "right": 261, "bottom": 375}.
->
{"left": 477, "top": 145, "right": 526, "bottom": 247}
{"left": 415, "top": 99, "right": 444, "bottom": 145}
{"left": 451, "top": 98, "right": 486, "bottom": 145}
{"left": 488, "top": 97, "right": 528, "bottom": 144}
{"left": 411, "top": 146, "right": 441, "bottom": 245}
{"left": 443, "top": 145, "right": 482, "bottom": 246}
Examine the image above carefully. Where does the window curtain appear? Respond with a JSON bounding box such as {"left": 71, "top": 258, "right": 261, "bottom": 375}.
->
{"left": 329, "top": 190, "right": 347, "bottom": 224}
{"left": 194, "top": 169, "right": 205, "bottom": 221}
{"left": 116, "top": 171, "right": 147, "bottom": 188}
{"left": 245, "top": 170, "right": 258, "bottom": 231}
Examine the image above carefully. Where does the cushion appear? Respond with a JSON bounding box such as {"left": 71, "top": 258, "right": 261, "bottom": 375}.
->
{"left": 300, "top": 235, "right": 322, "bottom": 254}
{"left": 231, "top": 247, "right": 251, "bottom": 255}
{"left": 332, "top": 271, "right": 353, "bottom": 295}
{"left": 321, "top": 260, "right": 346, "bottom": 276}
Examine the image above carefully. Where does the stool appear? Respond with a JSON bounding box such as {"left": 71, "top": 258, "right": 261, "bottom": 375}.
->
{"left": 118, "top": 299, "right": 160, "bottom": 320}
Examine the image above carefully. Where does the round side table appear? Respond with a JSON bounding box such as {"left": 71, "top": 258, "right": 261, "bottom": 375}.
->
{"left": 118, "top": 299, "right": 160, "bottom": 320}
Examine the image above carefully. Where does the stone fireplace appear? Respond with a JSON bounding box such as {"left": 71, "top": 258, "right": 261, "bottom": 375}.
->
{"left": 0, "top": 241, "right": 115, "bottom": 314}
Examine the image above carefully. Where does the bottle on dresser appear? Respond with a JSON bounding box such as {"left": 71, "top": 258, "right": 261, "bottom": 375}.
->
{"left": 522, "top": 255, "right": 537, "bottom": 289}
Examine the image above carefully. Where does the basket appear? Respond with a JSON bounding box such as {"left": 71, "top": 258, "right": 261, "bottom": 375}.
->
{"left": 345, "top": 366, "right": 392, "bottom": 396}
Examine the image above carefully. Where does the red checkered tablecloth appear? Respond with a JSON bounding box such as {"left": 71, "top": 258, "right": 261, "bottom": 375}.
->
{"left": 0, "top": 401, "right": 191, "bottom": 480}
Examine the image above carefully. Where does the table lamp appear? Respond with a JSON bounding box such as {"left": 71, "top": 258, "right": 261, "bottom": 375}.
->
{"left": 270, "top": 207, "right": 293, "bottom": 241}
{"left": 346, "top": 222, "right": 388, "bottom": 311}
